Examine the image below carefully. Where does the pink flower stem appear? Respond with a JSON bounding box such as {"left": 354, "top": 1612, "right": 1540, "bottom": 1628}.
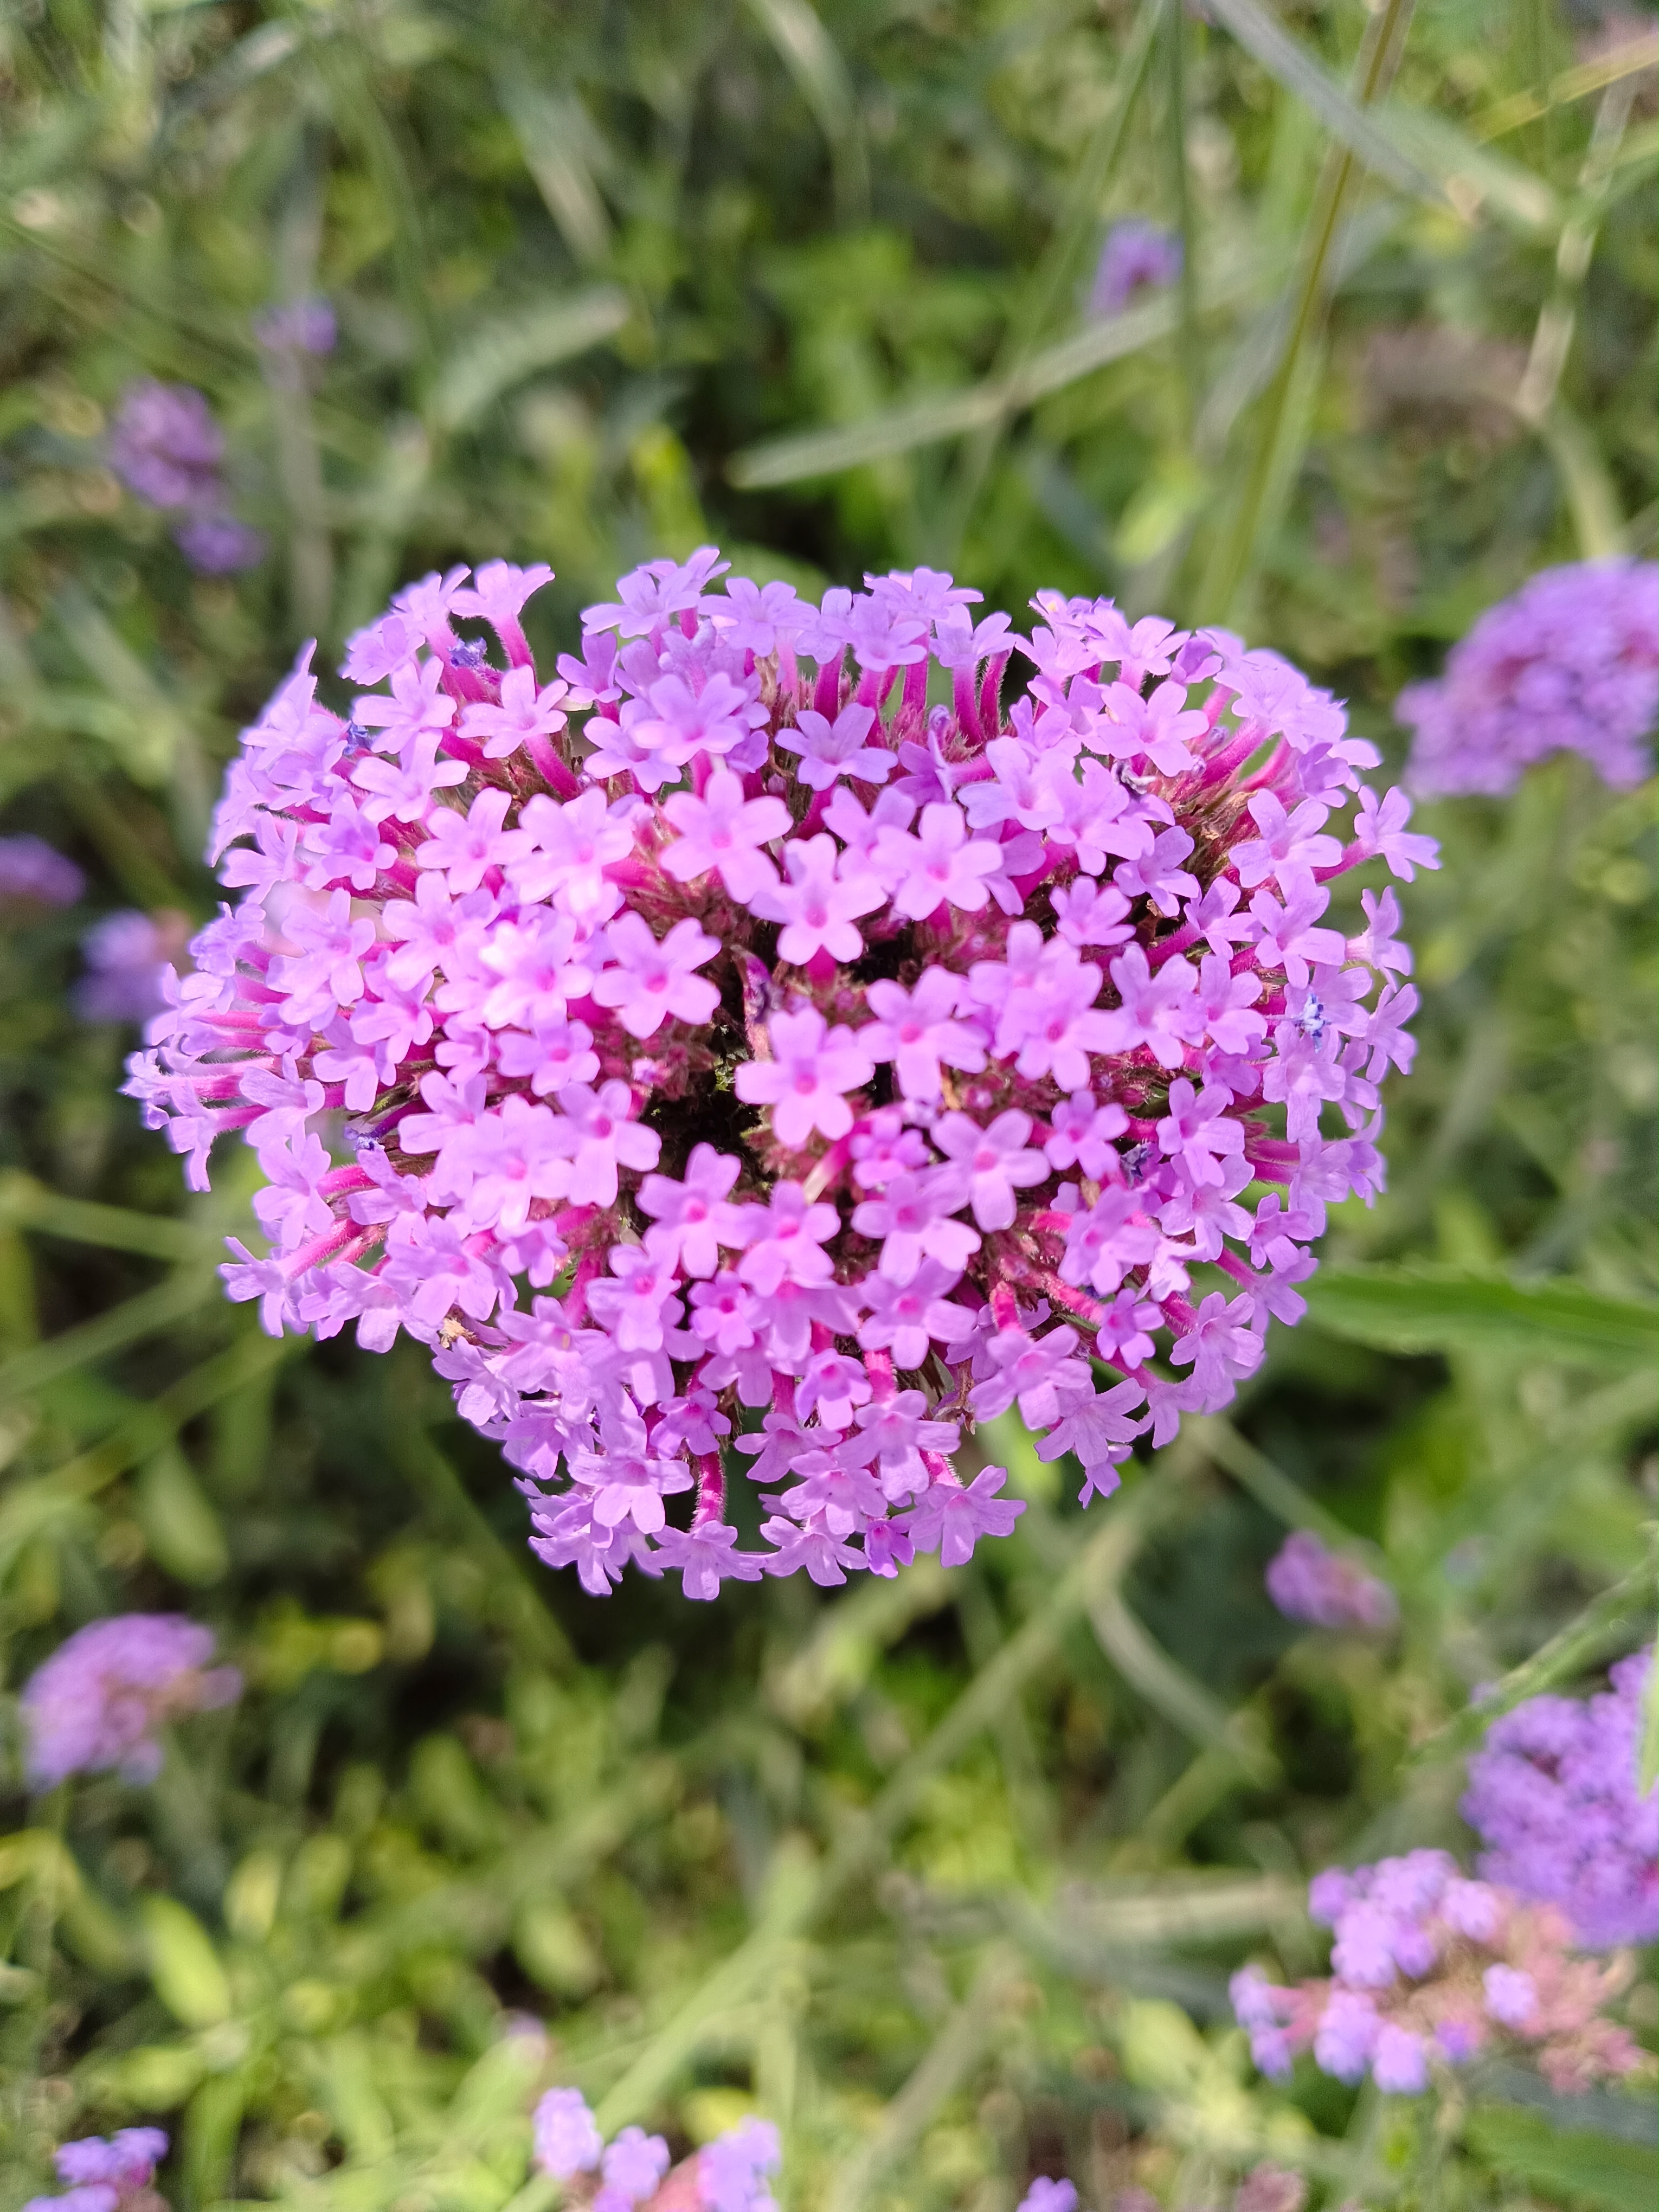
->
{"left": 692, "top": 1451, "right": 725, "bottom": 1525}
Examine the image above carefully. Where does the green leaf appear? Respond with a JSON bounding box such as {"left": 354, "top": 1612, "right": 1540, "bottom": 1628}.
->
{"left": 1203, "top": 0, "right": 1436, "bottom": 198}
{"left": 1374, "top": 100, "right": 1560, "bottom": 233}
{"left": 142, "top": 1895, "right": 232, "bottom": 2028}
{"left": 1303, "top": 1264, "right": 1659, "bottom": 1364}
{"left": 430, "top": 289, "right": 630, "bottom": 431}
{"left": 726, "top": 258, "right": 1274, "bottom": 487}
{"left": 137, "top": 1444, "right": 229, "bottom": 1585}
{"left": 1465, "top": 2105, "right": 1659, "bottom": 2212}
{"left": 496, "top": 78, "right": 613, "bottom": 266}
{"left": 1205, "top": 0, "right": 1559, "bottom": 233}
{"left": 1642, "top": 1641, "right": 1659, "bottom": 1793}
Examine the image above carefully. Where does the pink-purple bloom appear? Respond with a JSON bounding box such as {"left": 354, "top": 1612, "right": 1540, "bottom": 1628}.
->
{"left": 0, "top": 834, "right": 84, "bottom": 908}
{"left": 1396, "top": 560, "right": 1658, "bottom": 795}
{"left": 1017, "top": 2183, "right": 1078, "bottom": 2212}
{"left": 1090, "top": 221, "right": 1182, "bottom": 318}
{"left": 23, "top": 2130, "right": 168, "bottom": 2212}
{"left": 126, "top": 552, "right": 1434, "bottom": 1599}
{"left": 531, "top": 2087, "right": 778, "bottom": 2212}
{"left": 1462, "top": 1647, "right": 1657, "bottom": 1949}
{"left": 1264, "top": 1529, "right": 1397, "bottom": 1632}
{"left": 1231, "top": 1849, "right": 1650, "bottom": 2097}
{"left": 21, "top": 1615, "right": 241, "bottom": 1787}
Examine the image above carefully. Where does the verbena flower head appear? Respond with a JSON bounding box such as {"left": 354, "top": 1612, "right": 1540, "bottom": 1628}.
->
{"left": 1462, "top": 1646, "right": 1657, "bottom": 1949}
{"left": 1396, "top": 560, "right": 1659, "bottom": 796}
{"left": 21, "top": 1615, "right": 241, "bottom": 1787}
{"left": 125, "top": 553, "right": 1435, "bottom": 1598}
{"left": 531, "top": 2087, "right": 778, "bottom": 2212}
{"left": 1264, "top": 1529, "right": 1396, "bottom": 1632}
{"left": 0, "top": 834, "right": 85, "bottom": 909}
{"left": 1231, "top": 1848, "right": 1651, "bottom": 2097}
{"left": 1090, "top": 221, "right": 1182, "bottom": 317}
{"left": 23, "top": 2127, "right": 168, "bottom": 2212}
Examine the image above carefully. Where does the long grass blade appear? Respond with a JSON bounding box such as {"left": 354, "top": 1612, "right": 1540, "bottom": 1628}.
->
{"left": 728, "top": 256, "right": 1272, "bottom": 488}
{"left": 0, "top": 1270, "right": 217, "bottom": 1405}
{"left": 1194, "top": 0, "right": 1417, "bottom": 624}
{"left": 1407, "top": 1536, "right": 1658, "bottom": 1766}
{"left": 430, "top": 291, "right": 630, "bottom": 433}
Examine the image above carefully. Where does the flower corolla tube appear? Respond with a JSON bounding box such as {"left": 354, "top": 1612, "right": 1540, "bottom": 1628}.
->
{"left": 125, "top": 554, "right": 1437, "bottom": 1597}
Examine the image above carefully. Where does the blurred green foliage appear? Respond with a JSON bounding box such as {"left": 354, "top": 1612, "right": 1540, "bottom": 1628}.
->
{"left": 0, "top": 1, "right": 1654, "bottom": 2208}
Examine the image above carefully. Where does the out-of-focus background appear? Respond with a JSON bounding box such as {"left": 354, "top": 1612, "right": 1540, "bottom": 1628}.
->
{"left": 0, "top": 2, "right": 1654, "bottom": 2207}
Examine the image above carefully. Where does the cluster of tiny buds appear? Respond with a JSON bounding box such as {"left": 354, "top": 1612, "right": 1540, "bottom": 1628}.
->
{"left": 125, "top": 548, "right": 1437, "bottom": 1596}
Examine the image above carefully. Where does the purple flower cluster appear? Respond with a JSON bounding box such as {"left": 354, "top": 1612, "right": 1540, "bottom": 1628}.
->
{"left": 1396, "top": 560, "right": 1658, "bottom": 796}
{"left": 0, "top": 834, "right": 85, "bottom": 908}
{"left": 107, "top": 379, "right": 265, "bottom": 575}
{"left": 1462, "top": 1647, "right": 1657, "bottom": 1949}
{"left": 125, "top": 550, "right": 1435, "bottom": 1598}
{"left": 532, "top": 2087, "right": 778, "bottom": 2212}
{"left": 23, "top": 2129, "right": 167, "bottom": 2212}
{"left": 1090, "top": 221, "right": 1182, "bottom": 318}
{"left": 21, "top": 1614, "right": 242, "bottom": 1787}
{"left": 1264, "top": 1529, "right": 1396, "bottom": 1632}
{"left": 1232, "top": 1849, "right": 1650, "bottom": 2097}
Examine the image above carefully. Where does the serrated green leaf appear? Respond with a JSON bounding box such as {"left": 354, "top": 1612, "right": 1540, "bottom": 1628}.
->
{"left": 1304, "top": 1265, "right": 1659, "bottom": 1364}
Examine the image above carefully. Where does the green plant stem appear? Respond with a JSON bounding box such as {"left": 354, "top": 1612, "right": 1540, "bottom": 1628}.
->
{"left": 933, "top": 0, "right": 1164, "bottom": 561}
{"left": 0, "top": 1268, "right": 217, "bottom": 1405}
{"left": 1407, "top": 1533, "right": 1658, "bottom": 1767}
{"left": 1197, "top": 0, "right": 1417, "bottom": 623}
{"left": 594, "top": 1446, "right": 1200, "bottom": 2130}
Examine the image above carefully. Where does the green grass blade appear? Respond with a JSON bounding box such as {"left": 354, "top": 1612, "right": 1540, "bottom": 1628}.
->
{"left": 1303, "top": 1263, "right": 1659, "bottom": 1364}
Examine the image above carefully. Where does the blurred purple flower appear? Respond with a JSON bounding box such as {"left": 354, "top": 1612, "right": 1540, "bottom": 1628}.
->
{"left": 1232, "top": 1847, "right": 1650, "bottom": 2098}
{"left": 1090, "top": 220, "right": 1182, "bottom": 317}
{"left": 75, "top": 910, "right": 184, "bottom": 1024}
{"left": 1462, "top": 1645, "right": 1657, "bottom": 1948}
{"left": 253, "top": 295, "right": 337, "bottom": 355}
{"left": 1265, "top": 1530, "right": 1397, "bottom": 1632}
{"left": 1017, "top": 2183, "right": 1077, "bottom": 2212}
{"left": 0, "top": 834, "right": 84, "bottom": 908}
{"left": 21, "top": 1615, "right": 240, "bottom": 1786}
{"left": 108, "top": 380, "right": 223, "bottom": 511}
{"left": 1397, "top": 560, "right": 1658, "bottom": 796}
{"left": 23, "top": 2127, "right": 168, "bottom": 2212}
{"left": 172, "top": 512, "right": 266, "bottom": 574}
{"left": 108, "top": 377, "right": 263, "bottom": 573}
